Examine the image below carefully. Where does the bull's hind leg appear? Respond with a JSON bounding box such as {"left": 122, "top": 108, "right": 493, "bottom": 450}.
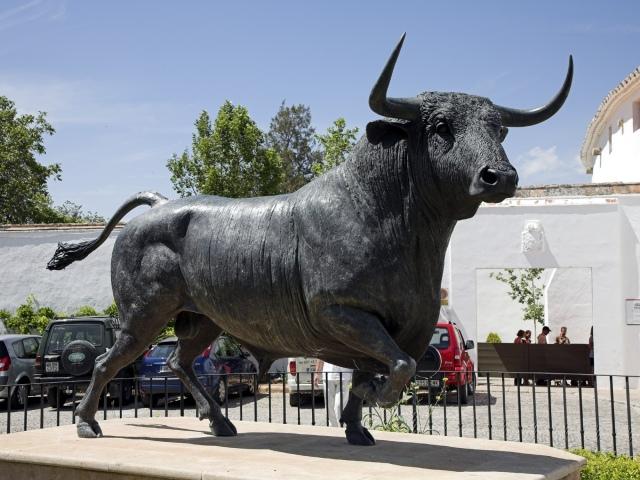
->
{"left": 167, "top": 312, "right": 236, "bottom": 436}
{"left": 76, "top": 243, "right": 184, "bottom": 438}
{"left": 75, "top": 323, "right": 165, "bottom": 438}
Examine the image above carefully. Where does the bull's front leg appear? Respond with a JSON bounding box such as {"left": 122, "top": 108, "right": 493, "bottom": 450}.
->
{"left": 321, "top": 305, "right": 416, "bottom": 408}
{"left": 340, "top": 371, "right": 376, "bottom": 446}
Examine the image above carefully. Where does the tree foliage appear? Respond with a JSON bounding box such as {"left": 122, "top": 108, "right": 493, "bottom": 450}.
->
{"left": 167, "top": 101, "right": 285, "bottom": 198}
{"left": 266, "top": 101, "right": 320, "bottom": 192}
{"left": 0, "top": 96, "right": 61, "bottom": 224}
{"left": 0, "top": 295, "right": 57, "bottom": 334}
{"left": 311, "top": 118, "right": 359, "bottom": 176}
{"left": 490, "top": 268, "right": 546, "bottom": 326}
{"left": 53, "top": 201, "right": 106, "bottom": 223}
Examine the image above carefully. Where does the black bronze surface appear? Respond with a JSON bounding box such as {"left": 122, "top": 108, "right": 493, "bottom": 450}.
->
{"left": 47, "top": 34, "right": 572, "bottom": 445}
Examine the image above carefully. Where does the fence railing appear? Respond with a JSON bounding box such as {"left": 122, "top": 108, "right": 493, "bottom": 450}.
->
{"left": 0, "top": 370, "right": 636, "bottom": 457}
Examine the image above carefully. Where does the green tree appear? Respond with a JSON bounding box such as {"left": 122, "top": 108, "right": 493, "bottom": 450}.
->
{"left": 0, "top": 95, "right": 61, "bottom": 224}
{"left": 53, "top": 201, "right": 106, "bottom": 223}
{"left": 2, "top": 295, "right": 57, "bottom": 334}
{"left": 266, "top": 101, "right": 320, "bottom": 192}
{"left": 311, "top": 118, "right": 359, "bottom": 176}
{"left": 490, "top": 268, "right": 546, "bottom": 333}
{"left": 167, "top": 101, "right": 284, "bottom": 198}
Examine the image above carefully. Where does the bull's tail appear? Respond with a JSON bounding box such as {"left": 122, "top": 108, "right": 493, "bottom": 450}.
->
{"left": 46, "top": 191, "right": 168, "bottom": 270}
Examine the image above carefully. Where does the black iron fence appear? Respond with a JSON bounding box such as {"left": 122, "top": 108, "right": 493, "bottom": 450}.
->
{"left": 0, "top": 370, "right": 637, "bottom": 457}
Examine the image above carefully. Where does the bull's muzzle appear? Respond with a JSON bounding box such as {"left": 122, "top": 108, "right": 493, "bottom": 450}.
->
{"left": 469, "top": 165, "right": 518, "bottom": 202}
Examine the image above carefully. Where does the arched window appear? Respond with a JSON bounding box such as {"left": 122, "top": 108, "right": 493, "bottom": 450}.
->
{"left": 634, "top": 99, "right": 640, "bottom": 132}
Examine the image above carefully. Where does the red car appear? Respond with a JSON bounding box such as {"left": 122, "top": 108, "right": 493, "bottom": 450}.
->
{"left": 415, "top": 321, "right": 476, "bottom": 403}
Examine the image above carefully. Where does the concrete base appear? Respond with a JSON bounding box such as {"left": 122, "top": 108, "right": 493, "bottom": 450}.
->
{"left": 0, "top": 417, "right": 585, "bottom": 480}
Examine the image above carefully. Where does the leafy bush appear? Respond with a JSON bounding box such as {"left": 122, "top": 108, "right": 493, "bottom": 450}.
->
{"left": 72, "top": 305, "right": 98, "bottom": 317}
{"left": 572, "top": 450, "right": 640, "bottom": 479}
{"left": 4, "top": 295, "right": 56, "bottom": 334}
{"left": 486, "top": 332, "right": 502, "bottom": 343}
{"left": 103, "top": 302, "right": 119, "bottom": 318}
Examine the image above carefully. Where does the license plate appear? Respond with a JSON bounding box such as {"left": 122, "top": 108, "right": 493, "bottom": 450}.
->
{"left": 417, "top": 379, "right": 440, "bottom": 388}
{"left": 46, "top": 362, "right": 59, "bottom": 373}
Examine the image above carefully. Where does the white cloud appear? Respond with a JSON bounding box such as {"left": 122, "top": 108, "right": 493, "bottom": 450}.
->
{"left": 518, "top": 146, "right": 559, "bottom": 176}
{"left": 0, "top": 75, "right": 191, "bottom": 135}
{"left": 0, "top": 0, "right": 65, "bottom": 33}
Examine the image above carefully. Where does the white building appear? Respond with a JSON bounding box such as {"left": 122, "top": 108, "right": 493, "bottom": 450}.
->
{"left": 581, "top": 66, "right": 640, "bottom": 181}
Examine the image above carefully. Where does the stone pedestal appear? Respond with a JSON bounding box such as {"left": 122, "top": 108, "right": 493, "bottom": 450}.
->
{"left": 0, "top": 417, "right": 585, "bottom": 479}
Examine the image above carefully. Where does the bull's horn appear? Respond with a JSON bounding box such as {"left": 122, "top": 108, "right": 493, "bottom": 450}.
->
{"left": 369, "top": 33, "right": 421, "bottom": 121}
{"left": 495, "top": 55, "right": 573, "bottom": 127}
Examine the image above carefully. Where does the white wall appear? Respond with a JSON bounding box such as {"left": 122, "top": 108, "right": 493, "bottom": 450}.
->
{"left": 449, "top": 196, "right": 640, "bottom": 387}
{"left": 591, "top": 93, "right": 640, "bottom": 182}
{"left": 0, "top": 228, "right": 118, "bottom": 314}
{"left": 475, "top": 267, "right": 592, "bottom": 345}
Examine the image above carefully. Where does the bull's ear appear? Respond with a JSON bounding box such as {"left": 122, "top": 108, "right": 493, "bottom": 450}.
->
{"left": 366, "top": 119, "right": 410, "bottom": 146}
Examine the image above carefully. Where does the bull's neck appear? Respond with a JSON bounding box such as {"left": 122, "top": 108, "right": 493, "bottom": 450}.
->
{"left": 341, "top": 137, "right": 456, "bottom": 253}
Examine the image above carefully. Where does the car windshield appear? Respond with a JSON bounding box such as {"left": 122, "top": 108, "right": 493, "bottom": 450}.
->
{"left": 429, "top": 327, "right": 450, "bottom": 349}
{"left": 46, "top": 323, "right": 103, "bottom": 354}
{"left": 149, "top": 343, "right": 176, "bottom": 358}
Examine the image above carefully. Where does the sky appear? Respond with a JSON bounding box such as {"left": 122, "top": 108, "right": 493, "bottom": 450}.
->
{"left": 1, "top": 0, "right": 639, "bottom": 218}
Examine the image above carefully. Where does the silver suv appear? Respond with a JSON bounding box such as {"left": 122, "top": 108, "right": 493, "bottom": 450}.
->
{"left": 0, "top": 334, "right": 41, "bottom": 408}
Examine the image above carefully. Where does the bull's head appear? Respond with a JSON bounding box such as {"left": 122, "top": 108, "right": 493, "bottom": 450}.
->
{"left": 367, "top": 34, "right": 572, "bottom": 220}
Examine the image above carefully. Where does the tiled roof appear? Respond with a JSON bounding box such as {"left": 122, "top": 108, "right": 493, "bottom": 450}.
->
{"left": 580, "top": 66, "right": 640, "bottom": 170}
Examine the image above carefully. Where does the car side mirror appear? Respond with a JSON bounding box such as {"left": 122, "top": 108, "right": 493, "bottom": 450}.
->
{"left": 465, "top": 340, "right": 475, "bottom": 350}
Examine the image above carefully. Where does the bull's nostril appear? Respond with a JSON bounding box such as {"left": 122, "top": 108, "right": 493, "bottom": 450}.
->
{"left": 480, "top": 167, "right": 499, "bottom": 186}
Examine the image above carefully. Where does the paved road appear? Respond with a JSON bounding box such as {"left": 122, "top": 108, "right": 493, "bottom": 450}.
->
{"left": 1, "top": 378, "right": 637, "bottom": 456}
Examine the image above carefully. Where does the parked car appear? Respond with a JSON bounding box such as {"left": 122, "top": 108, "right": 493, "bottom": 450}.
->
{"left": 0, "top": 334, "right": 41, "bottom": 408}
{"left": 34, "top": 316, "right": 136, "bottom": 408}
{"left": 138, "top": 334, "right": 257, "bottom": 407}
{"left": 415, "top": 321, "right": 476, "bottom": 403}
{"left": 287, "top": 357, "right": 324, "bottom": 406}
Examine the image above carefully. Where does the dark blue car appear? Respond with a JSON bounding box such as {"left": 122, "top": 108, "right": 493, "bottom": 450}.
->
{"left": 138, "top": 335, "right": 257, "bottom": 407}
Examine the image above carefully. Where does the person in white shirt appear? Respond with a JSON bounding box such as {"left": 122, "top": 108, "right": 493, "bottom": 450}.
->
{"left": 315, "top": 360, "right": 352, "bottom": 427}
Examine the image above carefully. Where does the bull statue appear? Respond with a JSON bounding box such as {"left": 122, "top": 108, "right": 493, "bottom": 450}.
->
{"left": 47, "top": 34, "right": 572, "bottom": 445}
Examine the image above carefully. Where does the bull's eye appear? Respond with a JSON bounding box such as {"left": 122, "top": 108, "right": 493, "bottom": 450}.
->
{"left": 435, "top": 121, "right": 450, "bottom": 136}
{"left": 499, "top": 126, "right": 509, "bottom": 142}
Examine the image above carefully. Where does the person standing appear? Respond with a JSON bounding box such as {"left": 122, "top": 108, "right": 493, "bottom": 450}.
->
{"left": 524, "top": 330, "right": 532, "bottom": 344}
{"left": 555, "top": 326, "right": 571, "bottom": 344}
{"left": 514, "top": 330, "right": 525, "bottom": 344}
{"left": 537, "top": 326, "right": 551, "bottom": 344}
{"left": 315, "top": 360, "right": 352, "bottom": 427}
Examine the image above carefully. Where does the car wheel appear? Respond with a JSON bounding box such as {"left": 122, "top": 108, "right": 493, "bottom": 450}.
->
{"left": 289, "top": 392, "right": 300, "bottom": 407}
{"left": 468, "top": 373, "right": 476, "bottom": 396}
{"left": 47, "top": 386, "right": 66, "bottom": 409}
{"left": 10, "top": 381, "right": 30, "bottom": 409}
{"left": 458, "top": 381, "right": 469, "bottom": 404}
{"left": 142, "top": 394, "right": 159, "bottom": 408}
{"left": 119, "top": 381, "right": 134, "bottom": 405}
{"left": 247, "top": 377, "right": 256, "bottom": 396}
{"left": 216, "top": 380, "right": 227, "bottom": 405}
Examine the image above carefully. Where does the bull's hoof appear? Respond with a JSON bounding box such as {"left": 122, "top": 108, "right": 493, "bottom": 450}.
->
{"left": 345, "top": 424, "right": 376, "bottom": 446}
{"left": 77, "top": 420, "right": 103, "bottom": 438}
{"left": 210, "top": 417, "right": 237, "bottom": 437}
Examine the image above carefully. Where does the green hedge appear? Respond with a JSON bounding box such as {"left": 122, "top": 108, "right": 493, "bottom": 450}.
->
{"left": 573, "top": 449, "right": 640, "bottom": 479}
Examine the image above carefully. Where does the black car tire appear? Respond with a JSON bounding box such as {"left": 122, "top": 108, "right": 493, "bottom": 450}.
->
{"left": 10, "top": 381, "right": 30, "bottom": 409}
{"left": 468, "top": 373, "right": 476, "bottom": 396}
{"left": 289, "top": 392, "right": 300, "bottom": 407}
{"left": 142, "top": 393, "right": 160, "bottom": 408}
{"left": 47, "top": 386, "right": 66, "bottom": 409}
{"left": 61, "top": 340, "right": 98, "bottom": 377}
{"left": 458, "top": 381, "right": 469, "bottom": 404}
